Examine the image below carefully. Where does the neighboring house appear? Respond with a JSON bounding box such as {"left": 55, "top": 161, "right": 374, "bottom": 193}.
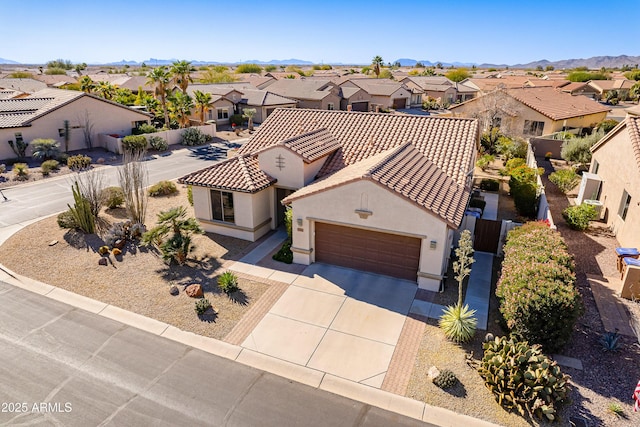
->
{"left": 449, "top": 87, "right": 610, "bottom": 136}
{"left": 0, "top": 90, "right": 22, "bottom": 99}
{"left": 0, "top": 88, "right": 151, "bottom": 161}
{"left": 401, "top": 76, "right": 456, "bottom": 104}
{"left": 179, "top": 109, "right": 479, "bottom": 291}
{"left": 587, "top": 79, "right": 636, "bottom": 101}
{"left": 454, "top": 82, "right": 479, "bottom": 102}
{"left": 559, "top": 82, "right": 600, "bottom": 99}
{"left": 186, "top": 84, "right": 245, "bottom": 124}
{"left": 341, "top": 79, "right": 413, "bottom": 110}
{"left": 0, "top": 78, "right": 48, "bottom": 94}
{"left": 32, "top": 74, "right": 77, "bottom": 87}
{"left": 261, "top": 79, "right": 342, "bottom": 110}
{"left": 587, "top": 116, "right": 640, "bottom": 248}
{"left": 237, "top": 90, "right": 297, "bottom": 123}
{"left": 338, "top": 86, "right": 371, "bottom": 111}
{"left": 236, "top": 74, "right": 277, "bottom": 90}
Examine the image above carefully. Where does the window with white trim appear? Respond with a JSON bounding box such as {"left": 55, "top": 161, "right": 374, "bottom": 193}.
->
{"left": 618, "top": 190, "right": 631, "bottom": 221}
{"left": 211, "top": 190, "right": 234, "bottom": 223}
{"left": 523, "top": 120, "right": 544, "bottom": 136}
{"left": 217, "top": 108, "right": 229, "bottom": 120}
{"left": 327, "top": 103, "right": 335, "bottom": 110}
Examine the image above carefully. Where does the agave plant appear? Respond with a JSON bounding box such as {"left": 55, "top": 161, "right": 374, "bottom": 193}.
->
{"left": 599, "top": 329, "right": 622, "bottom": 352}
{"left": 439, "top": 304, "right": 477, "bottom": 343}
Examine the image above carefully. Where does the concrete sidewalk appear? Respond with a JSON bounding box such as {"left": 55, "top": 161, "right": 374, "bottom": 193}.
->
{"left": 464, "top": 252, "right": 494, "bottom": 330}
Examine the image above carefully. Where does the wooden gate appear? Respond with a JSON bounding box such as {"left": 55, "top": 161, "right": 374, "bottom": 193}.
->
{"left": 474, "top": 219, "right": 502, "bottom": 253}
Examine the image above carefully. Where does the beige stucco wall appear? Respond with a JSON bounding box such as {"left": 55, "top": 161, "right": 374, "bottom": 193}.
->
{"left": 0, "top": 96, "right": 150, "bottom": 160}
{"left": 368, "top": 87, "right": 412, "bottom": 110}
{"left": 192, "top": 186, "right": 272, "bottom": 241}
{"left": 591, "top": 129, "right": 640, "bottom": 248}
{"left": 289, "top": 179, "right": 450, "bottom": 290}
{"left": 258, "top": 147, "right": 305, "bottom": 189}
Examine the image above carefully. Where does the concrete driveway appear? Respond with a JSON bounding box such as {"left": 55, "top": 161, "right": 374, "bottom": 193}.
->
{"left": 241, "top": 263, "right": 417, "bottom": 388}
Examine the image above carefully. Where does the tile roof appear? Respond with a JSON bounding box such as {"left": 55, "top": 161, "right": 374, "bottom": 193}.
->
{"left": 339, "top": 86, "right": 363, "bottom": 99}
{"left": 402, "top": 76, "right": 454, "bottom": 92}
{"left": 588, "top": 79, "right": 635, "bottom": 91}
{"left": 239, "top": 89, "right": 297, "bottom": 106}
{"left": 0, "top": 90, "right": 20, "bottom": 99}
{"left": 179, "top": 154, "right": 276, "bottom": 193}
{"left": 506, "top": 87, "right": 610, "bottom": 120}
{"left": 263, "top": 79, "right": 335, "bottom": 101}
{"left": 0, "top": 78, "right": 47, "bottom": 93}
{"left": 346, "top": 79, "right": 407, "bottom": 96}
{"left": 239, "top": 109, "right": 478, "bottom": 186}
{"left": 283, "top": 143, "right": 469, "bottom": 227}
{"left": 256, "top": 128, "right": 341, "bottom": 163}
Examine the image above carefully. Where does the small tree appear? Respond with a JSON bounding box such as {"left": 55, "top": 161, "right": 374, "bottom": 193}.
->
{"left": 445, "top": 68, "right": 471, "bottom": 82}
{"left": 31, "top": 138, "right": 60, "bottom": 160}
{"left": 371, "top": 56, "right": 383, "bottom": 78}
{"left": 142, "top": 206, "right": 204, "bottom": 265}
{"left": 243, "top": 108, "right": 256, "bottom": 131}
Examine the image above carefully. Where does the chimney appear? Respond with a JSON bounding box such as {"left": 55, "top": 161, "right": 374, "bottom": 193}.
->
{"left": 347, "top": 105, "right": 352, "bottom": 112}
{"left": 375, "top": 105, "right": 380, "bottom": 113}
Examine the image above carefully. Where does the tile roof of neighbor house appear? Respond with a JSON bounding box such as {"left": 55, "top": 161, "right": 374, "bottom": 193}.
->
{"left": 592, "top": 116, "right": 640, "bottom": 171}
{"left": 255, "top": 128, "right": 341, "bottom": 163}
{"left": 282, "top": 142, "right": 469, "bottom": 226}
{"left": 588, "top": 79, "right": 635, "bottom": 91}
{"left": 239, "top": 109, "right": 479, "bottom": 186}
{"left": 402, "top": 76, "right": 454, "bottom": 92}
{"left": 186, "top": 84, "right": 241, "bottom": 97}
{"left": 454, "top": 82, "right": 479, "bottom": 93}
{"left": 236, "top": 74, "right": 277, "bottom": 89}
{"left": 0, "top": 88, "right": 151, "bottom": 129}
{"left": 346, "top": 79, "right": 408, "bottom": 96}
{"left": 0, "top": 90, "right": 21, "bottom": 99}
{"left": 0, "top": 78, "right": 48, "bottom": 93}
{"left": 179, "top": 154, "right": 276, "bottom": 193}
{"left": 560, "top": 82, "right": 591, "bottom": 92}
{"left": 506, "top": 87, "right": 610, "bottom": 120}
{"left": 626, "top": 104, "right": 640, "bottom": 117}
{"left": 32, "top": 74, "right": 78, "bottom": 86}
{"left": 239, "top": 89, "right": 298, "bottom": 106}
{"left": 264, "top": 79, "right": 335, "bottom": 101}
{"left": 339, "top": 86, "right": 363, "bottom": 99}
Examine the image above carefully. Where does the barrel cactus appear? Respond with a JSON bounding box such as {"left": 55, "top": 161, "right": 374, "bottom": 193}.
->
{"left": 478, "top": 336, "right": 569, "bottom": 421}
{"left": 432, "top": 369, "right": 458, "bottom": 390}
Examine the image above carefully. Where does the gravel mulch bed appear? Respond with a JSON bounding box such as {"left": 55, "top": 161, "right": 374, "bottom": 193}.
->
{"left": 0, "top": 186, "right": 269, "bottom": 341}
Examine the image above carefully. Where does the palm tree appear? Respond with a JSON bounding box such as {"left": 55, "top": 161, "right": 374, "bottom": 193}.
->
{"left": 193, "top": 90, "right": 214, "bottom": 125}
{"left": 95, "top": 81, "right": 115, "bottom": 100}
{"left": 171, "top": 60, "right": 194, "bottom": 93}
{"left": 372, "top": 56, "right": 384, "bottom": 78}
{"left": 168, "top": 91, "right": 194, "bottom": 128}
{"left": 141, "top": 206, "right": 203, "bottom": 265}
{"left": 146, "top": 66, "right": 172, "bottom": 128}
{"left": 79, "top": 75, "right": 95, "bottom": 93}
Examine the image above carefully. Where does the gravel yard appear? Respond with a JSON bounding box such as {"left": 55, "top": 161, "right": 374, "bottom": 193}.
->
{"left": 0, "top": 186, "right": 268, "bottom": 341}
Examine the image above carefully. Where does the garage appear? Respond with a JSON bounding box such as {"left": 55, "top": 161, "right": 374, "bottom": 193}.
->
{"left": 351, "top": 101, "right": 369, "bottom": 112}
{"left": 314, "top": 222, "right": 421, "bottom": 281}
{"left": 392, "top": 98, "right": 408, "bottom": 110}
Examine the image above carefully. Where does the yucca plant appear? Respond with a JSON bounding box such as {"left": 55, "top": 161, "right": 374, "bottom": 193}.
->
{"left": 13, "top": 163, "right": 29, "bottom": 180}
{"left": 67, "top": 181, "right": 95, "bottom": 234}
{"left": 439, "top": 304, "right": 477, "bottom": 343}
{"left": 218, "top": 271, "right": 240, "bottom": 294}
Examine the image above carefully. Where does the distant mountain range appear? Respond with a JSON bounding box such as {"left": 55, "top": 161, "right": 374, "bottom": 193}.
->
{"left": 1, "top": 55, "right": 639, "bottom": 69}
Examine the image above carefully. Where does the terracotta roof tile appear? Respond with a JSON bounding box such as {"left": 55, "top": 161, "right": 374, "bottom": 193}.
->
{"left": 179, "top": 154, "right": 276, "bottom": 193}
{"left": 505, "top": 87, "right": 610, "bottom": 120}
{"left": 283, "top": 143, "right": 469, "bottom": 227}
{"left": 239, "top": 109, "right": 478, "bottom": 186}
{"left": 627, "top": 116, "right": 640, "bottom": 171}
{"left": 256, "top": 128, "right": 340, "bottom": 163}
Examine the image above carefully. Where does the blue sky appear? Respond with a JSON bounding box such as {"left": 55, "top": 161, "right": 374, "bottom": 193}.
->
{"left": 2, "top": 0, "right": 639, "bottom": 65}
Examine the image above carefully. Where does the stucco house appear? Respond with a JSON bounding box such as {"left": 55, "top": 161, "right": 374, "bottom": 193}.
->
{"left": 587, "top": 79, "right": 635, "bottom": 101}
{"left": 259, "top": 79, "right": 342, "bottom": 110}
{"left": 237, "top": 90, "right": 297, "bottom": 124}
{"left": 449, "top": 87, "right": 610, "bottom": 137}
{"left": 587, "top": 116, "right": 640, "bottom": 248}
{"left": 340, "top": 79, "right": 413, "bottom": 110}
{"left": 401, "top": 76, "right": 456, "bottom": 105}
{"left": 0, "top": 88, "right": 151, "bottom": 161}
{"left": 180, "top": 109, "right": 479, "bottom": 290}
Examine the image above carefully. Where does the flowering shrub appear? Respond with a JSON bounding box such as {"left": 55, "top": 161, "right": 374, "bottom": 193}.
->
{"left": 496, "top": 222, "right": 582, "bottom": 352}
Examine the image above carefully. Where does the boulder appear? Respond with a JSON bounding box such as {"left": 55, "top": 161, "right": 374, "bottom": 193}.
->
{"left": 427, "top": 366, "right": 440, "bottom": 380}
{"left": 98, "top": 257, "right": 108, "bottom": 266}
{"left": 185, "top": 284, "right": 203, "bottom": 298}
{"left": 169, "top": 285, "right": 179, "bottom": 296}
{"left": 48, "top": 240, "right": 58, "bottom": 246}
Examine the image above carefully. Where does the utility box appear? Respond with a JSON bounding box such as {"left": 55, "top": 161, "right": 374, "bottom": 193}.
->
{"left": 576, "top": 172, "right": 603, "bottom": 205}
{"left": 583, "top": 199, "right": 604, "bottom": 219}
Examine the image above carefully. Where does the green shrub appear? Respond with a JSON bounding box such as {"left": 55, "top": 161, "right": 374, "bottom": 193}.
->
{"left": 0, "top": 164, "right": 5, "bottom": 173}
{"left": 432, "top": 369, "right": 458, "bottom": 390}
{"left": 57, "top": 209, "right": 78, "bottom": 229}
{"left": 149, "top": 135, "right": 168, "bottom": 151}
{"left": 235, "top": 63, "right": 262, "bottom": 74}
{"left": 562, "top": 203, "right": 598, "bottom": 231}
{"left": 549, "top": 169, "right": 580, "bottom": 193}
{"left": 40, "top": 159, "right": 60, "bottom": 176}
{"left": 503, "top": 163, "right": 540, "bottom": 218}
{"left": 478, "top": 336, "right": 570, "bottom": 421}
{"left": 121, "top": 135, "right": 147, "bottom": 154}
{"left": 195, "top": 298, "right": 212, "bottom": 315}
{"left": 187, "top": 185, "right": 193, "bottom": 206}
{"left": 180, "top": 127, "right": 210, "bottom": 146}
{"left": 67, "top": 154, "right": 91, "bottom": 171}
{"left": 497, "top": 222, "right": 582, "bottom": 352}
{"left": 67, "top": 181, "right": 95, "bottom": 234}
{"left": 480, "top": 179, "right": 499, "bottom": 192}
{"left": 57, "top": 152, "right": 69, "bottom": 164}
{"left": 31, "top": 138, "right": 60, "bottom": 160}
{"left": 217, "top": 271, "right": 240, "bottom": 294}
{"left": 13, "top": 163, "right": 29, "bottom": 180}
{"left": 272, "top": 241, "right": 293, "bottom": 264}
{"left": 229, "top": 114, "right": 245, "bottom": 127}
{"left": 597, "top": 119, "right": 619, "bottom": 134}
{"left": 476, "top": 154, "right": 494, "bottom": 171}
{"left": 439, "top": 304, "right": 477, "bottom": 343}
{"left": 469, "top": 198, "right": 486, "bottom": 212}
{"left": 134, "top": 123, "right": 158, "bottom": 134}
{"left": 561, "top": 130, "right": 604, "bottom": 165}
{"left": 101, "top": 186, "right": 125, "bottom": 209}
{"left": 148, "top": 180, "right": 177, "bottom": 197}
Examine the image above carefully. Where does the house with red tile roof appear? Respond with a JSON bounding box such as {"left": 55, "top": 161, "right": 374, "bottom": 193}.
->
{"left": 588, "top": 116, "right": 640, "bottom": 249}
{"left": 587, "top": 79, "right": 636, "bottom": 101}
{"left": 449, "top": 87, "right": 610, "bottom": 137}
{"left": 180, "top": 109, "right": 479, "bottom": 290}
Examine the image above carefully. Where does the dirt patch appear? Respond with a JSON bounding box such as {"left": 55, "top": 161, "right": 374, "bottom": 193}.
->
{"left": 0, "top": 186, "right": 269, "bottom": 341}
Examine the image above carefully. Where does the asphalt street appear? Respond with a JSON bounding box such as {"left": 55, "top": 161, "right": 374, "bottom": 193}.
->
{"left": 0, "top": 281, "right": 431, "bottom": 427}
{"left": 0, "top": 141, "right": 237, "bottom": 228}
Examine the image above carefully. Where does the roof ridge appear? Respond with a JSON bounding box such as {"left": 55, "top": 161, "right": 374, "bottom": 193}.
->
{"left": 364, "top": 142, "right": 413, "bottom": 178}
{"left": 237, "top": 154, "right": 256, "bottom": 191}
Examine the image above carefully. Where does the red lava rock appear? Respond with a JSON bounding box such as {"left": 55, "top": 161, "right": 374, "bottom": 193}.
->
{"left": 185, "top": 284, "right": 203, "bottom": 298}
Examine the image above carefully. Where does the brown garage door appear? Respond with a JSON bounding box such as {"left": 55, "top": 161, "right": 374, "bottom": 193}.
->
{"left": 351, "top": 101, "right": 368, "bottom": 112}
{"left": 392, "top": 98, "right": 407, "bottom": 109}
{"left": 315, "top": 222, "right": 420, "bottom": 281}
